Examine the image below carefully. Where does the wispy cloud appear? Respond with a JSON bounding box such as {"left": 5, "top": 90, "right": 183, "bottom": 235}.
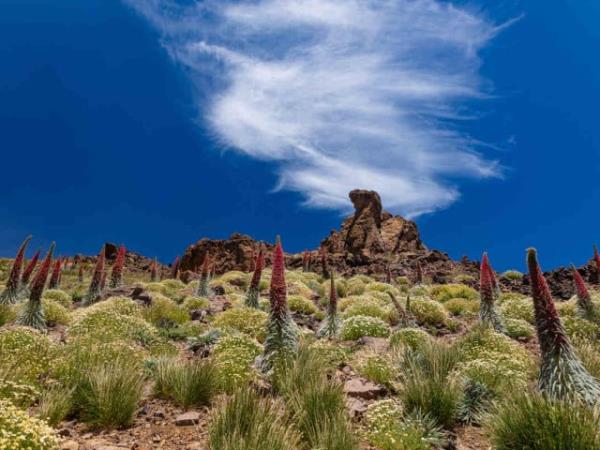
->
{"left": 125, "top": 0, "right": 503, "bottom": 217}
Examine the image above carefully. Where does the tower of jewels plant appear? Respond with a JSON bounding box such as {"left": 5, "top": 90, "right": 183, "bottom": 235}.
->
{"left": 109, "top": 245, "right": 126, "bottom": 288}
{"left": 150, "top": 258, "right": 159, "bottom": 282}
{"left": 0, "top": 235, "right": 31, "bottom": 304}
{"left": 302, "top": 250, "right": 311, "bottom": 273}
{"left": 571, "top": 265, "right": 599, "bottom": 322}
{"left": 320, "top": 246, "right": 330, "bottom": 279}
{"left": 527, "top": 248, "right": 600, "bottom": 405}
{"left": 171, "top": 256, "right": 180, "bottom": 280}
{"left": 262, "top": 237, "right": 298, "bottom": 372}
{"left": 17, "top": 242, "right": 55, "bottom": 331}
{"left": 196, "top": 253, "right": 211, "bottom": 297}
{"left": 245, "top": 248, "right": 264, "bottom": 308}
{"left": 83, "top": 245, "right": 105, "bottom": 306}
{"left": 17, "top": 248, "right": 40, "bottom": 299}
{"left": 48, "top": 258, "right": 62, "bottom": 290}
{"left": 479, "top": 252, "right": 507, "bottom": 333}
{"left": 317, "top": 272, "right": 341, "bottom": 339}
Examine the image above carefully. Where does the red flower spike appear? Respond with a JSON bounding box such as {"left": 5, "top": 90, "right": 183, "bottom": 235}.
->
{"left": 0, "top": 235, "right": 32, "bottom": 304}
{"left": 171, "top": 256, "right": 180, "bottom": 279}
{"left": 593, "top": 245, "right": 600, "bottom": 285}
{"left": 150, "top": 258, "right": 159, "bottom": 282}
{"left": 328, "top": 272, "right": 337, "bottom": 316}
{"left": 573, "top": 266, "right": 591, "bottom": 303}
{"left": 110, "top": 245, "right": 126, "bottom": 288}
{"left": 29, "top": 242, "right": 55, "bottom": 303}
{"left": 270, "top": 239, "right": 288, "bottom": 318}
{"left": 22, "top": 249, "right": 40, "bottom": 285}
{"left": 84, "top": 245, "right": 106, "bottom": 305}
{"left": 48, "top": 259, "right": 62, "bottom": 289}
{"left": 250, "top": 248, "right": 264, "bottom": 291}
{"left": 527, "top": 248, "right": 570, "bottom": 352}
{"left": 320, "top": 246, "right": 330, "bottom": 278}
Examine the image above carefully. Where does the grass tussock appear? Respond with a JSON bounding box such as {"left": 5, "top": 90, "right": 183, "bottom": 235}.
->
{"left": 153, "top": 357, "right": 217, "bottom": 409}
{"left": 209, "top": 387, "right": 301, "bottom": 450}
{"left": 488, "top": 392, "right": 600, "bottom": 450}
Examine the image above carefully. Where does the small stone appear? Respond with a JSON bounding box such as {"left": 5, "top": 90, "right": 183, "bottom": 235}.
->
{"left": 175, "top": 411, "right": 201, "bottom": 426}
{"left": 343, "top": 377, "right": 385, "bottom": 400}
{"left": 58, "top": 428, "right": 72, "bottom": 437}
{"left": 60, "top": 440, "right": 79, "bottom": 450}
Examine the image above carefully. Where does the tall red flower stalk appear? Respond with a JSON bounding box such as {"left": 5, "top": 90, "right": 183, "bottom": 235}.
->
{"left": 249, "top": 248, "right": 256, "bottom": 272}
{"left": 302, "top": 250, "right": 310, "bottom": 272}
{"left": 320, "top": 246, "right": 330, "bottom": 279}
{"left": 0, "top": 235, "right": 32, "bottom": 304}
{"left": 21, "top": 249, "right": 40, "bottom": 285}
{"left": 18, "top": 242, "right": 55, "bottom": 330}
{"left": 415, "top": 260, "right": 423, "bottom": 285}
{"left": 150, "top": 258, "right": 159, "bottom": 282}
{"left": 594, "top": 245, "right": 600, "bottom": 285}
{"left": 262, "top": 237, "right": 298, "bottom": 371}
{"left": 83, "top": 245, "right": 105, "bottom": 306}
{"left": 478, "top": 253, "right": 506, "bottom": 333}
{"left": 171, "top": 256, "right": 180, "bottom": 280}
{"left": 317, "top": 272, "right": 341, "bottom": 338}
{"left": 527, "top": 248, "right": 600, "bottom": 404}
{"left": 77, "top": 263, "right": 84, "bottom": 284}
{"left": 245, "top": 248, "right": 264, "bottom": 308}
{"left": 196, "top": 253, "right": 211, "bottom": 297}
{"left": 572, "top": 265, "right": 599, "bottom": 322}
{"left": 48, "top": 259, "right": 62, "bottom": 290}
{"left": 110, "top": 245, "right": 126, "bottom": 288}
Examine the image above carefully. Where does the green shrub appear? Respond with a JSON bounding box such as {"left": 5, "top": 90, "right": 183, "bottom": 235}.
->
{"left": 142, "top": 294, "right": 190, "bottom": 327}
{"left": 37, "top": 384, "right": 74, "bottom": 427}
{"left": 182, "top": 296, "right": 210, "bottom": 311}
{"left": 363, "top": 399, "right": 445, "bottom": 450}
{"left": 452, "top": 358, "right": 527, "bottom": 398}
{"left": 430, "top": 284, "right": 478, "bottom": 302}
{"left": 504, "top": 317, "right": 535, "bottom": 341}
{"left": 217, "top": 271, "right": 249, "bottom": 290}
{"left": 0, "top": 399, "right": 59, "bottom": 449}
{"left": 443, "top": 297, "right": 479, "bottom": 317}
{"left": 0, "top": 304, "right": 16, "bottom": 326}
{"left": 410, "top": 299, "right": 448, "bottom": 326}
{"left": 576, "top": 341, "right": 600, "bottom": 378}
{"left": 500, "top": 298, "right": 534, "bottom": 323}
{"left": 288, "top": 294, "right": 318, "bottom": 314}
{"left": 212, "top": 333, "right": 262, "bottom": 393}
{"left": 0, "top": 326, "right": 56, "bottom": 386}
{"left": 41, "top": 298, "right": 70, "bottom": 326}
{"left": 208, "top": 387, "right": 301, "bottom": 450}
{"left": 365, "top": 282, "right": 400, "bottom": 296}
{"left": 342, "top": 299, "right": 389, "bottom": 322}
{"left": 488, "top": 392, "right": 600, "bottom": 450}
{"left": 42, "top": 289, "right": 72, "bottom": 307}
{"left": 562, "top": 316, "right": 599, "bottom": 341}
{"left": 68, "top": 308, "right": 174, "bottom": 355}
{"left": 389, "top": 328, "right": 431, "bottom": 350}
{"left": 501, "top": 270, "right": 523, "bottom": 280}
{"left": 288, "top": 281, "right": 314, "bottom": 300}
{"left": 340, "top": 315, "right": 390, "bottom": 340}
{"left": 160, "top": 278, "right": 186, "bottom": 291}
{"left": 308, "top": 340, "right": 350, "bottom": 368}
{"left": 212, "top": 306, "right": 268, "bottom": 342}
{"left": 453, "top": 273, "right": 475, "bottom": 283}
{"left": 153, "top": 357, "right": 217, "bottom": 409}
{"left": 79, "top": 359, "right": 144, "bottom": 429}
{"left": 345, "top": 278, "right": 366, "bottom": 296}
{"left": 556, "top": 300, "right": 578, "bottom": 317}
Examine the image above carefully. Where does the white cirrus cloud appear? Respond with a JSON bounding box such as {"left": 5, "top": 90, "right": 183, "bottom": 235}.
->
{"left": 124, "top": 0, "right": 507, "bottom": 217}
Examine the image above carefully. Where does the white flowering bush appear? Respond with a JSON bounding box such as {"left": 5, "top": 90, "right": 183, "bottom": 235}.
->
{"left": 42, "top": 289, "right": 72, "bottom": 307}
{"left": 501, "top": 270, "right": 523, "bottom": 280}
{"left": 504, "top": 318, "right": 535, "bottom": 341}
{"left": 430, "top": 284, "right": 478, "bottom": 302}
{"left": 212, "top": 333, "right": 262, "bottom": 393}
{"left": 288, "top": 281, "right": 314, "bottom": 299}
{"left": 0, "top": 327, "right": 56, "bottom": 385}
{"left": 142, "top": 294, "right": 190, "bottom": 326}
{"left": 0, "top": 304, "right": 17, "bottom": 326}
{"left": 355, "top": 353, "right": 396, "bottom": 387}
{"left": 410, "top": 299, "right": 448, "bottom": 326}
{"left": 555, "top": 300, "right": 578, "bottom": 318}
{"left": 42, "top": 299, "right": 70, "bottom": 326}
{"left": 0, "top": 400, "right": 59, "bottom": 450}
{"left": 345, "top": 277, "right": 367, "bottom": 296}
{"left": 340, "top": 315, "right": 390, "bottom": 340}
{"left": 212, "top": 306, "right": 268, "bottom": 342}
{"left": 363, "top": 399, "right": 444, "bottom": 450}
{"left": 365, "top": 282, "right": 401, "bottom": 296}
{"left": 500, "top": 298, "right": 534, "bottom": 323}
{"left": 0, "top": 378, "right": 39, "bottom": 407}
{"left": 308, "top": 340, "right": 350, "bottom": 367}
{"left": 288, "top": 294, "right": 318, "bottom": 315}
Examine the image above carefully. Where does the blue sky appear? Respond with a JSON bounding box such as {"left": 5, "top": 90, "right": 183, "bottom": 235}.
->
{"left": 1, "top": 0, "right": 599, "bottom": 271}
